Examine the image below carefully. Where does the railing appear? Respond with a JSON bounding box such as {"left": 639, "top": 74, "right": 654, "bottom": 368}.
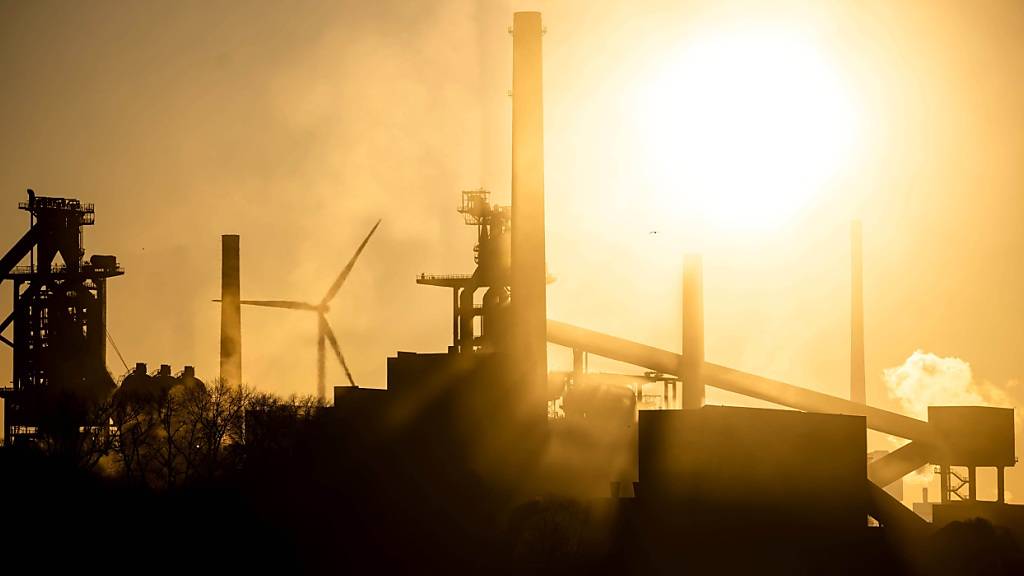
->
{"left": 9, "top": 263, "right": 124, "bottom": 276}
{"left": 19, "top": 198, "right": 94, "bottom": 213}
{"left": 417, "top": 273, "right": 473, "bottom": 281}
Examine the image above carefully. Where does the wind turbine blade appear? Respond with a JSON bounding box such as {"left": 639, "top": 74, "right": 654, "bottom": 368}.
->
{"left": 320, "top": 219, "right": 382, "bottom": 307}
{"left": 238, "top": 300, "right": 319, "bottom": 311}
{"left": 320, "top": 314, "right": 357, "bottom": 387}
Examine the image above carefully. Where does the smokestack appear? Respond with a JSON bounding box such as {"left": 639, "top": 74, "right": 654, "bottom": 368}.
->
{"left": 220, "top": 234, "right": 241, "bottom": 387}
{"left": 511, "top": 12, "right": 547, "bottom": 422}
{"left": 851, "top": 221, "right": 865, "bottom": 404}
{"left": 681, "top": 254, "right": 705, "bottom": 409}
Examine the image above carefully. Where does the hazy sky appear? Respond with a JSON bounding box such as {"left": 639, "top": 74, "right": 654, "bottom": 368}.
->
{"left": 2, "top": 0, "right": 1023, "bottom": 498}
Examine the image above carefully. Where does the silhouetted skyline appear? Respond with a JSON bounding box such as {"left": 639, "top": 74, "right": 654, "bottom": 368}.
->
{"left": 2, "top": 4, "right": 1024, "bottom": 573}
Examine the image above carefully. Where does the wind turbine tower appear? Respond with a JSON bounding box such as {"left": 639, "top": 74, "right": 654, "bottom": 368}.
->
{"left": 231, "top": 220, "right": 381, "bottom": 400}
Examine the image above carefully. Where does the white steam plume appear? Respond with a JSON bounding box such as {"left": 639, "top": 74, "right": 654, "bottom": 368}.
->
{"left": 883, "top": 350, "right": 1012, "bottom": 419}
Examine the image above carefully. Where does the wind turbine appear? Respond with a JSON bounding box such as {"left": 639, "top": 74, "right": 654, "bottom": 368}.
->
{"left": 219, "top": 220, "right": 381, "bottom": 400}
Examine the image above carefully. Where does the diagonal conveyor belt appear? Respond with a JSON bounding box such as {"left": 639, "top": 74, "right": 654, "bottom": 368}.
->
{"left": 867, "top": 441, "right": 931, "bottom": 488}
{"left": 867, "top": 480, "right": 931, "bottom": 535}
{"left": 546, "top": 319, "right": 934, "bottom": 442}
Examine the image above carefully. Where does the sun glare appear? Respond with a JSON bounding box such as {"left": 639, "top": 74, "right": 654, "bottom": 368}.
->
{"left": 639, "top": 26, "right": 859, "bottom": 231}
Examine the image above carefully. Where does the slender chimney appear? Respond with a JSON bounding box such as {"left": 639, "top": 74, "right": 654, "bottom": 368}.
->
{"left": 851, "top": 221, "right": 865, "bottom": 404}
{"left": 681, "top": 254, "right": 705, "bottom": 409}
{"left": 220, "top": 234, "right": 241, "bottom": 386}
{"left": 511, "top": 12, "right": 547, "bottom": 422}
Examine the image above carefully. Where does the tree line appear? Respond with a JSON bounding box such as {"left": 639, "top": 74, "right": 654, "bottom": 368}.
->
{"left": 26, "top": 376, "right": 324, "bottom": 490}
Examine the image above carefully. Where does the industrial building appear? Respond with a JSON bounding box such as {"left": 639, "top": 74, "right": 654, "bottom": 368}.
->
{"left": 340, "top": 9, "right": 1023, "bottom": 546}
{"left": 638, "top": 406, "right": 868, "bottom": 529}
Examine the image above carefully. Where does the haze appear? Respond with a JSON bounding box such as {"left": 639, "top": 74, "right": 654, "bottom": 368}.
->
{"left": 1, "top": 0, "right": 1022, "bottom": 501}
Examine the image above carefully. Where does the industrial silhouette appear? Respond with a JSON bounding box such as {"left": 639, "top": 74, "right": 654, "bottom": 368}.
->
{"left": 0, "top": 192, "right": 122, "bottom": 445}
{"left": 1, "top": 9, "right": 1023, "bottom": 576}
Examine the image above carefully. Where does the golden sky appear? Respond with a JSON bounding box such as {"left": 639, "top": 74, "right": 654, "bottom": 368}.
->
{"left": 1, "top": 0, "right": 1023, "bottom": 498}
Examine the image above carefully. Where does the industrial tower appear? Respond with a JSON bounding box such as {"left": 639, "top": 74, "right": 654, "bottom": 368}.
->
{"left": 417, "top": 189, "right": 511, "bottom": 353}
{"left": 0, "top": 191, "right": 123, "bottom": 443}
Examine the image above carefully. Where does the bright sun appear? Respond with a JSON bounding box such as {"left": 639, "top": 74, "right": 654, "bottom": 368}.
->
{"left": 639, "top": 26, "right": 859, "bottom": 231}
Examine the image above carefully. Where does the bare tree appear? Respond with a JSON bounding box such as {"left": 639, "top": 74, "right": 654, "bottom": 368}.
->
{"left": 182, "top": 378, "right": 250, "bottom": 480}
{"left": 105, "top": 379, "right": 322, "bottom": 487}
{"left": 112, "top": 397, "right": 160, "bottom": 483}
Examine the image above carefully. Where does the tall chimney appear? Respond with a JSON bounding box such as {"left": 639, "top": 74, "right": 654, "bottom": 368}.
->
{"left": 511, "top": 12, "right": 547, "bottom": 422}
{"left": 850, "top": 221, "right": 865, "bottom": 404}
{"left": 220, "top": 234, "right": 241, "bottom": 386}
{"left": 681, "top": 254, "right": 705, "bottom": 409}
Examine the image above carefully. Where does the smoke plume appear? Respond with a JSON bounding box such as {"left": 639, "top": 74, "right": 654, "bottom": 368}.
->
{"left": 883, "top": 350, "right": 1013, "bottom": 419}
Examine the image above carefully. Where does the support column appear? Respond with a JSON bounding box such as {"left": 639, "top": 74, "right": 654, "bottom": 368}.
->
{"left": 452, "top": 287, "right": 460, "bottom": 349}
{"left": 459, "top": 288, "right": 475, "bottom": 353}
{"left": 95, "top": 278, "right": 107, "bottom": 369}
{"left": 968, "top": 466, "right": 977, "bottom": 501}
{"left": 11, "top": 281, "right": 22, "bottom": 391}
{"left": 681, "top": 254, "right": 705, "bottom": 409}
{"left": 997, "top": 467, "right": 1006, "bottom": 503}
{"left": 940, "top": 464, "right": 950, "bottom": 503}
